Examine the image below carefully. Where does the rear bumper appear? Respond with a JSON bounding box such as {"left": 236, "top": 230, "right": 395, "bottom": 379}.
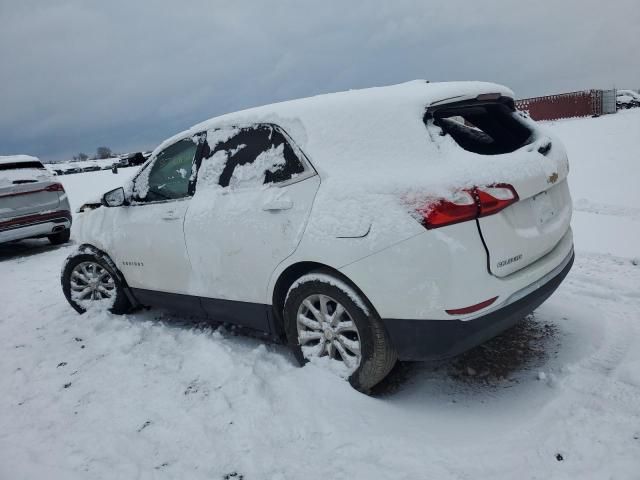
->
{"left": 381, "top": 249, "right": 574, "bottom": 361}
{"left": 0, "top": 210, "right": 72, "bottom": 243}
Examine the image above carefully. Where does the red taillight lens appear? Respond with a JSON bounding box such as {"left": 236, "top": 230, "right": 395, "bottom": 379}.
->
{"left": 45, "top": 183, "right": 65, "bottom": 192}
{"left": 476, "top": 184, "right": 519, "bottom": 217}
{"left": 416, "top": 184, "right": 518, "bottom": 229}
{"left": 419, "top": 190, "right": 478, "bottom": 229}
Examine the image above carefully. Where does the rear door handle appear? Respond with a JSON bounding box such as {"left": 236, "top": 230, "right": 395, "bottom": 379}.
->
{"left": 262, "top": 198, "right": 293, "bottom": 211}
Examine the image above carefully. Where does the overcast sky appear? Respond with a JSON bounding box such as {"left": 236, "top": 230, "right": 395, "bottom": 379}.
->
{"left": 1, "top": 0, "right": 638, "bottom": 161}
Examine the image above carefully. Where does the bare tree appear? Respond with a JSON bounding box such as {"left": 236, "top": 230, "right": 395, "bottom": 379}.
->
{"left": 96, "top": 146, "right": 112, "bottom": 159}
{"left": 78, "top": 152, "right": 88, "bottom": 161}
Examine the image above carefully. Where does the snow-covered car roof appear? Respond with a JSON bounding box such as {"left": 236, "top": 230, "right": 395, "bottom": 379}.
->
{"left": 617, "top": 89, "right": 640, "bottom": 99}
{"left": 0, "top": 154, "right": 41, "bottom": 166}
{"left": 152, "top": 81, "right": 521, "bottom": 190}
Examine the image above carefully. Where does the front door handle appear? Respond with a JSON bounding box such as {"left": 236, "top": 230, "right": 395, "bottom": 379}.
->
{"left": 262, "top": 198, "right": 293, "bottom": 211}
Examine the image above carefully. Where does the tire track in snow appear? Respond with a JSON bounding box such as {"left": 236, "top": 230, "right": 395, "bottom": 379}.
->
{"left": 573, "top": 199, "right": 640, "bottom": 221}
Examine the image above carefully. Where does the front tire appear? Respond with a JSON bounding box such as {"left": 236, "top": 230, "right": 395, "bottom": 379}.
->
{"left": 61, "top": 251, "right": 132, "bottom": 314}
{"left": 284, "top": 272, "right": 397, "bottom": 393}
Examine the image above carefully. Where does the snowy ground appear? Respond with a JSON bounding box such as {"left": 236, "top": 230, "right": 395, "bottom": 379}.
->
{"left": 1, "top": 111, "right": 639, "bottom": 479}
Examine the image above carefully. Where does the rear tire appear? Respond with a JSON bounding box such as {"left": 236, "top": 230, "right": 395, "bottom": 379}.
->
{"left": 62, "top": 251, "right": 132, "bottom": 315}
{"left": 48, "top": 229, "right": 71, "bottom": 245}
{"left": 284, "top": 272, "right": 397, "bottom": 393}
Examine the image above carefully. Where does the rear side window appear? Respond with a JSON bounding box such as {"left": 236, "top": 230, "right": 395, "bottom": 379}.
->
{"left": 0, "top": 161, "right": 45, "bottom": 170}
{"left": 202, "top": 125, "right": 305, "bottom": 188}
{"left": 429, "top": 101, "right": 533, "bottom": 155}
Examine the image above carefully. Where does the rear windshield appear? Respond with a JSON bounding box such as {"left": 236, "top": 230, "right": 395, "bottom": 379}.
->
{"left": 0, "top": 161, "right": 45, "bottom": 171}
{"left": 427, "top": 100, "right": 533, "bottom": 155}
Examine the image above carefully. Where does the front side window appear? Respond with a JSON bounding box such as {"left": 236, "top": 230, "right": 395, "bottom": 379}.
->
{"left": 135, "top": 138, "right": 198, "bottom": 201}
{"left": 200, "top": 125, "right": 306, "bottom": 189}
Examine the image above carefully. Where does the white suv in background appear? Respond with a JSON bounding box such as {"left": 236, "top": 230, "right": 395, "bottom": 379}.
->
{"left": 62, "top": 81, "right": 573, "bottom": 392}
{"left": 0, "top": 155, "right": 72, "bottom": 245}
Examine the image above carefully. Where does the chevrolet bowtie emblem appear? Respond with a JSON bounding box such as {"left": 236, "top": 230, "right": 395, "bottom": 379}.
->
{"left": 547, "top": 172, "right": 558, "bottom": 184}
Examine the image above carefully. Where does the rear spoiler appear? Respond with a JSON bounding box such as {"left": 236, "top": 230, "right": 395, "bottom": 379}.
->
{"left": 425, "top": 94, "right": 516, "bottom": 121}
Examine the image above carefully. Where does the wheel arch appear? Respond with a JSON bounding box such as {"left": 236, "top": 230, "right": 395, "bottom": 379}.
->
{"left": 69, "top": 243, "right": 139, "bottom": 307}
{"left": 270, "top": 261, "right": 377, "bottom": 341}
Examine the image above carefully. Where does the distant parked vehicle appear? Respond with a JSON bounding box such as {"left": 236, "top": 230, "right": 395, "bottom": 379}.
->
{"left": 115, "top": 158, "right": 129, "bottom": 168}
{"left": 0, "top": 155, "right": 72, "bottom": 245}
{"left": 64, "top": 166, "right": 83, "bottom": 175}
{"left": 127, "top": 152, "right": 147, "bottom": 166}
{"left": 81, "top": 165, "right": 101, "bottom": 172}
{"left": 616, "top": 90, "right": 640, "bottom": 109}
{"left": 62, "top": 81, "right": 574, "bottom": 392}
{"left": 116, "top": 152, "right": 147, "bottom": 167}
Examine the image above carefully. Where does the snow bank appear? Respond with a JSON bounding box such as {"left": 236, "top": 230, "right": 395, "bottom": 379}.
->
{"left": 546, "top": 109, "right": 640, "bottom": 258}
{"left": 2, "top": 244, "right": 640, "bottom": 479}
{"left": 545, "top": 109, "right": 640, "bottom": 207}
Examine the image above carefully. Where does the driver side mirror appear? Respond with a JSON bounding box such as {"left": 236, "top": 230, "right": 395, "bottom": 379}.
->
{"left": 102, "top": 187, "right": 127, "bottom": 207}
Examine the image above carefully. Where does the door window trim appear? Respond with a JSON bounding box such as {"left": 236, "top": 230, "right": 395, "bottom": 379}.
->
{"left": 268, "top": 124, "right": 317, "bottom": 188}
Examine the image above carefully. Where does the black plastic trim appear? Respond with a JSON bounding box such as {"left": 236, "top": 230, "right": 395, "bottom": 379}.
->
{"left": 381, "top": 251, "right": 574, "bottom": 361}
{"left": 130, "top": 288, "right": 271, "bottom": 333}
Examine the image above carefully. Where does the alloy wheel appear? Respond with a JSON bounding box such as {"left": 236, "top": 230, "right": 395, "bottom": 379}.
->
{"left": 296, "top": 293, "right": 362, "bottom": 373}
{"left": 69, "top": 261, "right": 116, "bottom": 302}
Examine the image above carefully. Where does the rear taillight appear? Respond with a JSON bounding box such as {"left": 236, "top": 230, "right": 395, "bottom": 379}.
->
{"left": 419, "top": 191, "right": 477, "bottom": 229}
{"left": 476, "top": 184, "right": 519, "bottom": 217}
{"left": 417, "top": 184, "right": 518, "bottom": 229}
{"left": 45, "top": 183, "right": 65, "bottom": 192}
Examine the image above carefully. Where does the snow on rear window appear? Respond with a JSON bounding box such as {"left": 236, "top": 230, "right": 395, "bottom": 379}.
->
{"left": 228, "top": 144, "right": 286, "bottom": 189}
{"left": 197, "top": 125, "right": 304, "bottom": 190}
{"left": 197, "top": 149, "right": 228, "bottom": 190}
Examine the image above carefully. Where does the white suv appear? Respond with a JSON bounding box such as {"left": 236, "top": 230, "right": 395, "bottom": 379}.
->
{"left": 62, "top": 81, "right": 573, "bottom": 392}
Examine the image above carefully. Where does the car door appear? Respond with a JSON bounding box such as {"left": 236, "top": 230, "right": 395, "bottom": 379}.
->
{"left": 184, "top": 124, "right": 320, "bottom": 330}
{"left": 109, "top": 136, "right": 204, "bottom": 307}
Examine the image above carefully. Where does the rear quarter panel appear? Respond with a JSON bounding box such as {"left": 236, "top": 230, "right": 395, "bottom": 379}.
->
{"left": 267, "top": 190, "right": 424, "bottom": 302}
